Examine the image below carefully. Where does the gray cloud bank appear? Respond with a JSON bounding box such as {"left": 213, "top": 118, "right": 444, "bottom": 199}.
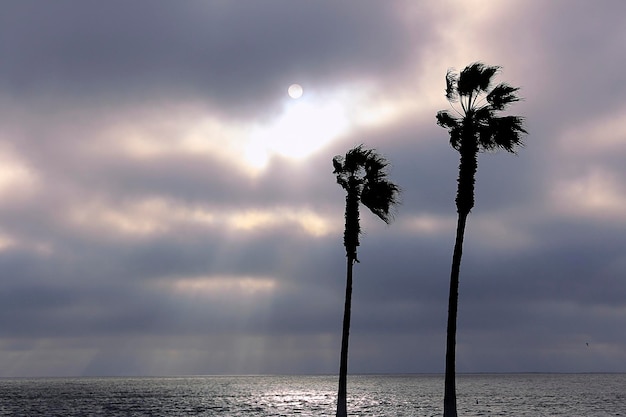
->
{"left": 1, "top": 0, "right": 626, "bottom": 376}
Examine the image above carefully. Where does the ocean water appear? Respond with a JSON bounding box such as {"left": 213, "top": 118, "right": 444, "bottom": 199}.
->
{"left": 0, "top": 373, "right": 624, "bottom": 416}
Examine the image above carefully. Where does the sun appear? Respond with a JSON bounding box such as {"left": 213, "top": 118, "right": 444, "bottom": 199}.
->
{"left": 287, "top": 84, "right": 303, "bottom": 99}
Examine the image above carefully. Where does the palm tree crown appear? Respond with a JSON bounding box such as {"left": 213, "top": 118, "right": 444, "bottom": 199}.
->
{"left": 333, "top": 145, "right": 399, "bottom": 261}
{"left": 436, "top": 62, "right": 527, "bottom": 214}
{"left": 437, "top": 62, "right": 526, "bottom": 151}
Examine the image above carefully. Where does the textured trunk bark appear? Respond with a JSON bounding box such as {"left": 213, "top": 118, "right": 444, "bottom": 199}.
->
{"left": 336, "top": 255, "right": 353, "bottom": 417}
{"left": 443, "top": 212, "right": 468, "bottom": 417}
{"left": 444, "top": 117, "right": 476, "bottom": 417}
{"left": 337, "top": 188, "right": 359, "bottom": 417}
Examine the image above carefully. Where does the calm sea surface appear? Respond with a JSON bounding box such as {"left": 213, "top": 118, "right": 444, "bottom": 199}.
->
{"left": 0, "top": 373, "right": 624, "bottom": 416}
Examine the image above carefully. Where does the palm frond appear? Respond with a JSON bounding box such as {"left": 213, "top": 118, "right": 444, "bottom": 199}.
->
{"left": 438, "top": 62, "right": 526, "bottom": 154}
{"left": 332, "top": 156, "right": 344, "bottom": 174}
{"left": 478, "top": 65, "right": 499, "bottom": 91}
{"left": 492, "top": 116, "right": 527, "bottom": 152}
{"left": 449, "top": 126, "right": 463, "bottom": 150}
{"left": 457, "top": 62, "right": 499, "bottom": 96}
{"left": 473, "top": 106, "right": 493, "bottom": 123}
{"left": 479, "top": 115, "right": 527, "bottom": 152}
{"left": 364, "top": 152, "right": 388, "bottom": 170}
{"left": 437, "top": 111, "right": 463, "bottom": 150}
{"left": 445, "top": 69, "right": 458, "bottom": 102}
{"left": 333, "top": 155, "right": 349, "bottom": 189}
{"left": 436, "top": 110, "right": 460, "bottom": 130}
{"left": 486, "top": 83, "right": 521, "bottom": 110}
{"left": 361, "top": 180, "right": 400, "bottom": 224}
{"left": 343, "top": 145, "right": 371, "bottom": 174}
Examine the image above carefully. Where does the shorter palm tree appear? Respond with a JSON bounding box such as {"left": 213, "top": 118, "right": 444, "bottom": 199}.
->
{"left": 332, "top": 145, "right": 400, "bottom": 417}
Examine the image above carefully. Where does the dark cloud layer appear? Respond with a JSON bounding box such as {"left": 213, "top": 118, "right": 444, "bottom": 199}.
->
{"left": 1, "top": 1, "right": 421, "bottom": 119}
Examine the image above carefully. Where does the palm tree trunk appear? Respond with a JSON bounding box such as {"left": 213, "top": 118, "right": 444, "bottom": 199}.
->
{"left": 444, "top": 118, "right": 477, "bottom": 417}
{"left": 337, "top": 188, "right": 359, "bottom": 417}
{"left": 443, "top": 211, "right": 468, "bottom": 417}
{"left": 337, "top": 255, "right": 353, "bottom": 417}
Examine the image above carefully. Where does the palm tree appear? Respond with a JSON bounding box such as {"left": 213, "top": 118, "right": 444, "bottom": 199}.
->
{"left": 332, "top": 145, "right": 400, "bottom": 417}
{"left": 436, "top": 63, "right": 527, "bottom": 417}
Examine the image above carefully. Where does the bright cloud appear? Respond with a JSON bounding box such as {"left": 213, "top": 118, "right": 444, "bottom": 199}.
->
{"left": 559, "top": 106, "right": 626, "bottom": 154}
{"left": 161, "top": 275, "right": 277, "bottom": 297}
{"left": 399, "top": 214, "right": 455, "bottom": 235}
{"left": 0, "top": 146, "right": 37, "bottom": 197}
{"left": 67, "top": 197, "right": 336, "bottom": 238}
{"left": 553, "top": 168, "right": 626, "bottom": 221}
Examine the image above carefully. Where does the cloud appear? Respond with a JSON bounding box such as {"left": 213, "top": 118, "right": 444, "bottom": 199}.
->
{"left": 0, "top": 1, "right": 426, "bottom": 119}
{"left": 1, "top": 0, "right": 626, "bottom": 377}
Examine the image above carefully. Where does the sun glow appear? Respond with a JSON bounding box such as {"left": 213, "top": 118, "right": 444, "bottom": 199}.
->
{"left": 106, "top": 83, "right": 413, "bottom": 175}
{"left": 245, "top": 95, "right": 350, "bottom": 169}
{"left": 242, "top": 83, "right": 424, "bottom": 170}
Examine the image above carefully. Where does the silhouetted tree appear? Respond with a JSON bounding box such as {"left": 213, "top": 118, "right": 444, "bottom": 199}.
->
{"left": 333, "top": 145, "right": 399, "bottom": 417}
{"left": 436, "top": 62, "right": 526, "bottom": 417}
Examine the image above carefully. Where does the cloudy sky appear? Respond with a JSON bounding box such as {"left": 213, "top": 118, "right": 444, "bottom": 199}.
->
{"left": 1, "top": 0, "right": 625, "bottom": 377}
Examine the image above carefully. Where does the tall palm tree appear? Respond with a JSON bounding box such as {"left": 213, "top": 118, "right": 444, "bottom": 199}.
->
{"left": 436, "top": 63, "right": 527, "bottom": 417}
{"left": 332, "top": 145, "right": 400, "bottom": 417}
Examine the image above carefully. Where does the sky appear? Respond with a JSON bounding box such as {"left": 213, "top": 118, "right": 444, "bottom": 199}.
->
{"left": 1, "top": 0, "right": 625, "bottom": 377}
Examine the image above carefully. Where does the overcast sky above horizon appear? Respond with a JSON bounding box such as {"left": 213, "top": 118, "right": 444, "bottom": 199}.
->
{"left": 1, "top": 0, "right": 625, "bottom": 377}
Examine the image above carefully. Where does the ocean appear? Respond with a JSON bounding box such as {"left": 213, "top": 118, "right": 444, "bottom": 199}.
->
{"left": 0, "top": 373, "right": 624, "bottom": 416}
